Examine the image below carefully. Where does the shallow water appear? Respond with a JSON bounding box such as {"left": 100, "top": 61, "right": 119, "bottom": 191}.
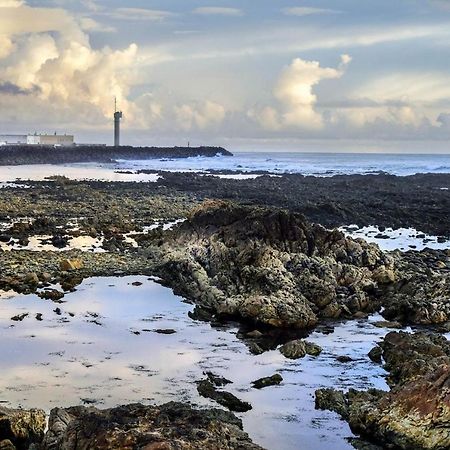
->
{"left": 0, "top": 276, "right": 391, "bottom": 450}
{"left": 0, "top": 164, "right": 160, "bottom": 183}
{"left": 341, "top": 225, "right": 450, "bottom": 251}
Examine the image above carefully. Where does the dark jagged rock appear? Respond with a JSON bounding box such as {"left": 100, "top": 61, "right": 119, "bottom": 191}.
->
{"left": 205, "top": 372, "right": 232, "bottom": 387}
{"left": 251, "top": 374, "right": 283, "bottom": 389}
{"left": 0, "top": 406, "right": 46, "bottom": 449}
{"left": 197, "top": 380, "right": 252, "bottom": 413}
{"left": 157, "top": 201, "right": 393, "bottom": 329}
{"left": 42, "top": 402, "right": 262, "bottom": 450}
{"left": 368, "top": 346, "right": 382, "bottom": 363}
{"left": 315, "top": 331, "right": 450, "bottom": 450}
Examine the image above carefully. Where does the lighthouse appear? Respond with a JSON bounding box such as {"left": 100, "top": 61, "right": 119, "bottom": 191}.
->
{"left": 114, "top": 98, "right": 123, "bottom": 147}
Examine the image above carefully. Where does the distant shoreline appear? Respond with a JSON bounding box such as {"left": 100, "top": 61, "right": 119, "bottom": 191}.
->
{"left": 0, "top": 145, "right": 232, "bottom": 166}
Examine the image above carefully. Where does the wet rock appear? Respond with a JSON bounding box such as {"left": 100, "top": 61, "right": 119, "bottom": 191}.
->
{"left": 197, "top": 380, "right": 252, "bottom": 413}
{"left": 368, "top": 346, "right": 382, "bottom": 363}
{"left": 38, "top": 289, "right": 65, "bottom": 302}
{"left": 279, "top": 339, "right": 322, "bottom": 359}
{"left": 0, "top": 406, "right": 46, "bottom": 449}
{"left": 279, "top": 339, "right": 307, "bottom": 359}
{"left": 251, "top": 374, "right": 283, "bottom": 389}
{"left": 35, "top": 313, "right": 43, "bottom": 321}
{"left": 248, "top": 342, "right": 264, "bottom": 355}
{"left": 205, "top": 372, "right": 232, "bottom": 387}
{"left": 305, "top": 341, "right": 323, "bottom": 356}
{"left": 315, "top": 388, "right": 348, "bottom": 418}
{"left": 336, "top": 355, "right": 353, "bottom": 363}
{"left": 42, "top": 402, "right": 262, "bottom": 450}
{"left": 11, "top": 313, "right": 28, "bottom": 322}
{"left": 373, "top": 320, "right": 402, "bottom": 329}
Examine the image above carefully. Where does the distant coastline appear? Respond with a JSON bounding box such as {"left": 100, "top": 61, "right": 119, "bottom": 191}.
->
{"left": 0, "top": 145, "right": 232, "bottom": 166}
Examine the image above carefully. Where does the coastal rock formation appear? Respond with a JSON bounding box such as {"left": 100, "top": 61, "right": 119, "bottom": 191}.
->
{"left": 381, "top": 249, "right": 450, "bottom": 325}
{"left": 42, "top": 402, "right": 262, "bottom": 450}
{"left": 0, "top": 406, "right": 46, "bottom": 449}
{"left": 157, "top": 201, "right": 394, "bottom": 328}
{"left": 316, "top": 331, "right": 450, "bottom": 449}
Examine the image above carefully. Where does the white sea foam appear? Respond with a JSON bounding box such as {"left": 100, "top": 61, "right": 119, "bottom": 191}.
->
{"left": 1, "top": 152, "right": 450, "bottom": 183}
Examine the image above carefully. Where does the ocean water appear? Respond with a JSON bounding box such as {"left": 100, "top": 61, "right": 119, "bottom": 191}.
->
{"left": 115, "top": 152, "right": 450, "bottom": 177}
{"left": 1, "top": 152, "right": 450, "bottom": 183}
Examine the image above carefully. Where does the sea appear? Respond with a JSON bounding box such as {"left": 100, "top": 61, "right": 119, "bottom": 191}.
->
{"left": 1, "top": 152, "right": 450, "bottom": 183}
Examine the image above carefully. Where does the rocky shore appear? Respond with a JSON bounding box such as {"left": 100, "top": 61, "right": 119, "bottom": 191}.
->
{"left": 0, "top": 402, "right": 262, "bottom": 449}
{"left": 1, "top": 173, "right": 450, "bottom": 449}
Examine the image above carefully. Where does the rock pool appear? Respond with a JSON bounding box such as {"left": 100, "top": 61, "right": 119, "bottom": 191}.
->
{"left": 0, "top": 276, "right": 393, "bottom": 450}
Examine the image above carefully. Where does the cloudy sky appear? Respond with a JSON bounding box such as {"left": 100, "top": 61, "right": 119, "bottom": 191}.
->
{"left": 1, "top": 0, "right": 450, "bottom": 151}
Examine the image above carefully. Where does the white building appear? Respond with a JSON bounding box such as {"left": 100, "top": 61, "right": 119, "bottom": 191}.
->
{"left": 0, "top": 133, "right": 74, "bottom": 146}
{"left": 0, "top": 134, "right": 27, "bottom": 145}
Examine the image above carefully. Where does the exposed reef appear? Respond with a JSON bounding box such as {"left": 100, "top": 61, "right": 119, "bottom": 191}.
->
{"left": 158, "top": 172, "right": 450, "bottom": 236}
{"left": 0, "top": 145, "right": 232, "bottom": 165}
{"left": 156, "top": 200, "right": 394, "bottom": 328}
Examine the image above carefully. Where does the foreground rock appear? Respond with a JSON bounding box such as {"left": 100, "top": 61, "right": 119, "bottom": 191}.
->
{"left": 252, "top": 374, "right": 283, "bottom": 389}
{"left": 0, "top": 406, "right": 46, "bottom": 449}
{"left": 158, "top": 201, "right": 394, "bottom": 329}
{"left": 381, "top": 249, "right": 450, "bottom": 325}
{"left": 197, "top": 380, "right": 252, "bottom": 412}
{"left": 43, "top": 402, "right": 261, "bottom": 450}
{"left": 316, "top": 331, "right": 450, "bottom": 449}
{"left": 279, "top": 339, "right": 322, "bottom": 359}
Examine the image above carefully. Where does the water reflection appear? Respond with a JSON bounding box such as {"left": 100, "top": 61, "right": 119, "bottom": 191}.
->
{"left": 0, "top": 276, "right": 391, "bottom": 450}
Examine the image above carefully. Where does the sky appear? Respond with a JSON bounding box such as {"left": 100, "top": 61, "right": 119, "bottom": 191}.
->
{"left": 1, "top": 0, "right": 450, "bottom": 151}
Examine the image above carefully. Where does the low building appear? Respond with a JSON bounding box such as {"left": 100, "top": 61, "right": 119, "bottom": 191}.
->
{"left": 0, "top": 133, "right": 74, "bottom": 146}
{"left": 28, "top": 134, "right": 74, "bottom": 146}
{"left": 0, "top": 134, "right": 28, "bottom": 145}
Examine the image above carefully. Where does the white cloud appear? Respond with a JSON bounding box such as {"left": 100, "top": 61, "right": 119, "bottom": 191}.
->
{"left": 193, "top": 7, "right": 243, "bottom": 16}
{"left": 0, "top": 0, "right": 23, "bottom": 7}
{"left": 174, "top": 101, "right": 226, "bottom": 130}
{"left": 109, "top": 8, "right": 174, "bottom": 21}
{"left": 282, "top": 7, "right": 339, "bottom": 17}
{"left": 0, "top": 1, "right": 140, "bottom": 127}
{"left": 79, "top": 17, "right": 115, "bottom": 33}
{"left": 252, "top": 55, "right": 351, "bottom": 130}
